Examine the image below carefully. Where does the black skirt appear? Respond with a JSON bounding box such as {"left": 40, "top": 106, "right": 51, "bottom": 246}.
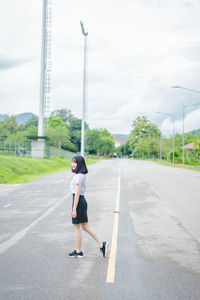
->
{"left": 72, "top": 194, "right": 88, "bottom": 224}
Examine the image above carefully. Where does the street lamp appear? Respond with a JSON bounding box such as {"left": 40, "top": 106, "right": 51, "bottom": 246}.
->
{"left": 155, "top": 111, "right": 175, "bottom": 166}
{"left": 171, "top": 85, "right": 200, "bottom": 94}
{"left": 80, "top": 21, "right": 88, "bottom": 157}
{"left": 172, "top": 85, "right": 200, "bottom": 167}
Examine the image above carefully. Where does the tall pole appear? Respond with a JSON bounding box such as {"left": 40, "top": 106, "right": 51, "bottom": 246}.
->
{"left": 171, "top": 85, "right": 200, "bottom": 94}
{"left": 38, "top": 0, "right": 52, "bottom": 137}
{"left": 160, "top": 135, "right": 162, "bottom": 161}
{"left": 38, "top": 0, "right": 46, "bottom": 138}
{"left": 172, "top": 115, "right": 175, "bottom": 166}
{"left": 182, "top": 107, "right": 185, "bottom": 168}
{"left": 32, "top": 0, "right": 52, "bottom": 158}
{"left": 80, "top": 21, "right": 88, "bottom": 157}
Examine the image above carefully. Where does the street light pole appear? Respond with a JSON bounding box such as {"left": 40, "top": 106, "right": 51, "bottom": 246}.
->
{"left": 171, "top": 85, "right": 200, "bottom": 94}
{"left": 80, "top": 21, "right": 88, "bottom": 157}
{"left": 182, "top": 107, "right": 185, "bottom": 168}
{"left": 38, "top": 0, "right": 47, "bottom": 138}
{"left": 160, "top": 135, "right": 162, "bottom": 161}
{"left": 155, "top": 112, "right": 175, "bottom": 166}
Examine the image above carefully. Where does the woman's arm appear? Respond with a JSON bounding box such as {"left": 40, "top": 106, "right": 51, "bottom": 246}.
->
{"left": 71, "top": 184, "right": 81, "bottom": 218}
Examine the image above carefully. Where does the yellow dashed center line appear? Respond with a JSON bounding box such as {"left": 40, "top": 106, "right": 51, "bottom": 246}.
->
{"left": 106, "top": 167, "right": 121, "bottom": 283}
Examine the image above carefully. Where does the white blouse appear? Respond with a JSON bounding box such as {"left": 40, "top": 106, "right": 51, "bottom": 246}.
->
{"left": 71, "top": 173, "right": 86, "bottom": 195}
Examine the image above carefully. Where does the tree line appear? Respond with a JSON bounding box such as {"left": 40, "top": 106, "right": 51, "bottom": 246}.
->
{"left": 0, "top": 109, "right": 115, "bottom": 156}
{"left": 118, "top": 116, "right": 200, "bottom": 165}
{"left": 1, "top": 110, "right": 199, "bottom": 164}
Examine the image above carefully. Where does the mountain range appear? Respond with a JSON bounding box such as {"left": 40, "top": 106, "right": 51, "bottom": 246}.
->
{"left": 0, "top": 113, "right": 38, "bottom": 125}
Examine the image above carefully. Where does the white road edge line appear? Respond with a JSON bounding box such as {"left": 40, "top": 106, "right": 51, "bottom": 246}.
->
{"left": 106, "top": 166, "right": 121, "bottom": 283}
{"left": 0, "top": 193, "right": 71, "bottom": 256}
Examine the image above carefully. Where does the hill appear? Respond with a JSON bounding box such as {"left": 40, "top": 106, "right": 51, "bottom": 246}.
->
{"left": 16, "top": 113, "right": 38, "bottom": 125}
{"left": 189, "top": 129, "right": 200, "bottom": 135}
{"left": 0, "top": 112, "right": 38, "bottom": 124}
{"left": 112, "top": 134, "right": 129, "bottom": 141}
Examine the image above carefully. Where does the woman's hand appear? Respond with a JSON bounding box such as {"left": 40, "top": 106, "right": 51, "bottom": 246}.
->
{"left": 71, "top": 209, "right": 77, "bottom": 218}
{"left": 71, "top": 186, "right": 80, "bottom": 219}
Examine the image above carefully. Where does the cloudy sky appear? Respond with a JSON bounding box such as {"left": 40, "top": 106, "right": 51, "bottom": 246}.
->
{"left": 0, "top": 0, "right": 200, "bottom": 136}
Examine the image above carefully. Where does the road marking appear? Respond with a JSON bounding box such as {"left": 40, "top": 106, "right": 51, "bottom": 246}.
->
{"left": 106, "top": 167, "right": 121, "bottom": 283}
{"left": 0, "top": 193, "right": 70, "bottom": 256}
{"left": 4, "top": 203, "right": 12, "bottom": 208}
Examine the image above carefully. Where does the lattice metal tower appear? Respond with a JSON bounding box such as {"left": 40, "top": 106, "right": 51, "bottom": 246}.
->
{"left": 38, "top": 0, "right": 52, "bottom": 137}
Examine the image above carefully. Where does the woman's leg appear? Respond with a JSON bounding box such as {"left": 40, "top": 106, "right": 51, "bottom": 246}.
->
{"left": 73, "top": 224, "right": 82, "bottom": 253}
{"left": 81, "top": 223, "right": 103, "bottom": 248}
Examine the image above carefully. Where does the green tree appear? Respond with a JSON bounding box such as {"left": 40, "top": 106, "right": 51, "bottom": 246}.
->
{"left": 68, "top": 118, "right": 89, "bottom": 152}
{"left": 18, "top": 117, "right": 38, "bottom": 132}
{"left": 119, "top": 141, "right": 131, "bottom": 157}
{"left": 99, "top": 135, "right": 114, "bottom": 156}
{"left": 0, "top": 115, "right": 18, "bottom": 137}
{"left": 48, "top": 116, "right": 66, "bottom": 129}
{"left": 50, "top": 109, "right": 73, "bottom": 126}
{"left": 45, "top": 126, "right": 75, "bottom": 151}
{"left": 85, "top": 129, "right": 101, "bottom": 154}
{"left": 45, "top": 116, "right": 75, "bottom": 151}
{"left": 129, "top": 116, "right": 161, "bottom": 158}
{"left": 86, "top": 128, "right": 114, "bottom": 156}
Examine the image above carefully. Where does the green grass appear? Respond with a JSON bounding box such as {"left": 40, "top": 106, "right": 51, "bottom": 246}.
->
{"left": 157, "top": 159, "right": 200, "bottom": 171}
{"left": 133, "top": 157, "right": 200, "bottom": 171}
{"left": 0, "top": 156, "right": 99, "bottom": 184}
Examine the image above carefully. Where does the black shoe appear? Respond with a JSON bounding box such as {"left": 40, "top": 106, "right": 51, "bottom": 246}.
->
{"left": 100, "top": 241, "right": 108, "bottom": 257}
{"left": 68, "top": 250, "right": 84, "bottom": 258}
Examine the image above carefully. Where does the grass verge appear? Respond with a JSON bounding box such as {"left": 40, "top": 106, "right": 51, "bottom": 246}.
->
{"left": 0, "top": 156, "right": 99, "bottom": 184}
{"left": 133, "top": 157, "right": 200, "bottom": 171}
{"left": 157, "top": 159, "right": 200, "bottom": 171}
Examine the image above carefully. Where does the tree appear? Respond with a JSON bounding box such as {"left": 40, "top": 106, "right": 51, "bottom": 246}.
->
{"left": 0, "top": 115, "right": 18, "bottom": 137}
{"left": 68, "top": 118, "right": 82, "bottom": 152}
{"left": 99, "top": 135, "right": 114, "bottom": 156}
{"left": 45, "top": 126, "right": 75, "bottom": 151}
{"left": 118, "top": 141, "right": 131, "bottom": 157}
{"left": 86, "top": 128, "right": 114, "bottom": 156}
{"left": 85, "top": 129, "right": 101, "bottom": 154}
{"left": 45, "top": 116, "right": 75, "bottom": 151}
{"left": 48, "top": 116, "right": 66, "bottom": 129}
{"left": 129, "top": 116, "right": 161, "bottom": 158}
{"left": 50, "top": 109, "right": 73, "bottom": 126}
{"left": 18, "top": 117, "right": 38, "bottom": 132}
{"left": 68, "top": 118, "right": 89, "bottom": 152}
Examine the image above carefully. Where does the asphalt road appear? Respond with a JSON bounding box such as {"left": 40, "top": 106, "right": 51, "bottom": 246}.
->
{"left": 0, "top": 159, "right": 200, "bottom": 300}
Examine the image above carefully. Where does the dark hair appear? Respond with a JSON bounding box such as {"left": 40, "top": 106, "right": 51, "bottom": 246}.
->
{"left": 72, "top": 156, "right": 88, "bottom": 174}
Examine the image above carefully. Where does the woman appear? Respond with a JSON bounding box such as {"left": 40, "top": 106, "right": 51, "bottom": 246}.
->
{"left": 68, "top": 155, "right": 108, "bottom": 258}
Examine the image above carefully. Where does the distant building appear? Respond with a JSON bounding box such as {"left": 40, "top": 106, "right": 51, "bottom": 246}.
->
{"left": 184, "top": 141, "right": 199, "bottom": 151}
{"left": 112, "top": 135, "right": 127, "bottom": 148}
{"left": 184, "top": 140, "right": 200, "bottom": 160}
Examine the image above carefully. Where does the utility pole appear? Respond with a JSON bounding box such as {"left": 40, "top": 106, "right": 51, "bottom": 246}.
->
{"left": 80, "top": 21, "right": 88, "bottom": 157}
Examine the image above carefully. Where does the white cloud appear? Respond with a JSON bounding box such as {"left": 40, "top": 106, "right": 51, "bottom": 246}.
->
{"left": 0, "top": 0, "right": 200, "bottom": 135}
